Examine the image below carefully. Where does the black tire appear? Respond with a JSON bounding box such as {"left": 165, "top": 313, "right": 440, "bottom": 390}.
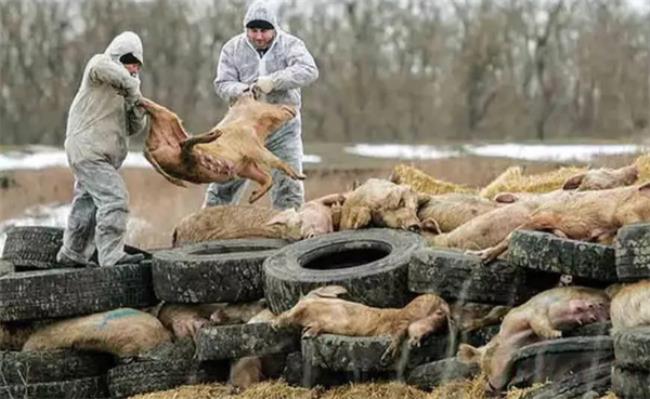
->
{"left": 0, "top": 262, "right": 156, "bottom": 321}
{"left": 0, "top": 350, "right": 113, "bottom": 385}
{"left": 564, "top": 321, "right": 612, "bottom": 338}
{"left": 302, "top": 332, "right": 449, "bottom": 373}
{"left": 612, "top": 365, "right": 650, "bottom": 399}
{"left": 459, "top": 325, "right": 500, "bottom": 348}
{"left": 509, "top": 231, "right": 617, "bottom": 283}
{"left": 408, "top": 249, "right": 557, "bottom": 305}
{"left": 282, "top": 351, "right": 347, "bottom": 388}
{"left": 508, "top": 336, "right": 613, "bottom": 389}
{"left": 614, "top": 327, "right": 650, "bottom": 371}
{"left": 522, "top": 362, "right": 612, "bottom": 399}
{"left": 616, "top": 223, "right": 650, "bottom": 281}
{"left": 152, "top": 239, "right": 288, "bottom": 303}
{"left": 108, "top": 339, "right": 228, "bottom": 398}
{"left": 1, "top": 227, "right": 150, "bottom": 271}
{"left": 264, "top": 229, "right": 426, "bottom": 313}
{"left": 195, "top": 322, "right": 299, "bottom": 361}
{"left": 0, "top": 259, "right": 13, "bottom": 276}
{"left": 0, "top": 375, "right": 108, "bottom": 399}
{"left": 2, "top": 226, "right": 64, "bottom": 270}
{"left": 406, "top": 357, "right": 479, "bottom": 391}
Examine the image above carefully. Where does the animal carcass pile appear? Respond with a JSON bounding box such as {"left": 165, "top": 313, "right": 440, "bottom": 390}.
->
{"left": 3, "top": 95, "right": 650, "bottom": 398}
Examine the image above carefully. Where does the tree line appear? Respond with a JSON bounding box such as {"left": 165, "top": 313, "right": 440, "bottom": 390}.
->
{"left": 1, "top": 0, "right": 649, "bottom": 145}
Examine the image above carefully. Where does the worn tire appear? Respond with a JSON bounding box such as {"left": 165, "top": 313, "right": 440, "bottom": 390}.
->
{"left": 406, "top": 357, "right": 479, "bottom": 391}
{"left": 0, "top": 260, "right": 13, "bottom": 276}
{"left": 408, "top": 249, "right": 557, "bottom": 305}
{"left": 509, "top": 231, "right": 617, "bottom": 282}
{"left": 0, "top": 375, "right": 108, "bottom": 399}
{"left": 2, "top": 226, "right": 64, "bottom": 270}
{"left": 153, "top": 239, "right": 287, "bottom": 303}
{"left": 1, "top": 226, "right": 150, "bottom": 271}
{"left": 612, "top": 365, "right": 650, "bottom": 399}
{"left": 0, "top": 350, "right": 113, "bottom": 385}
{"left": 614, "top": 327, "right": 650, "bottom": 371}
{"left": 522, "top": 362, "right": 612, "bottom": 399}
{"left": 302, "top": 332, "right": 449, "bottom": 373}
{"left": 0, "top": 262, "right": 156, "bottom": 321}
{"left": 564, "top": 321, "right": 612, "bottom": 338}
{"left": 508, "top": 336, "right": 613, "bottom": 389}
{"left": 264, "top": 229, "right": 426, "bottom": 313}
{"left": 282, "top": 351, "right": 347, "bottom": 388}
{"left": 108, "top": 339, "right": 228, "bottom": 398}
{"left": 195, "top": 322, "right": 299, "bottom": 361}
{"left": 616, "top": 223, "right": 650, "bottom": 281}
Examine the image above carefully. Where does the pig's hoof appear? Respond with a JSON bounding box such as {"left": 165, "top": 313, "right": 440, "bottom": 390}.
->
{"left": 296, "top": 173, "right": 307, "bottom": 180}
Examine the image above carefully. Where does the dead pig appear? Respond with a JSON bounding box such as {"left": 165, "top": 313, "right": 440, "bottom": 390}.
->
{"left": 562, "top": 164, "right": 638, "bottom": 191}
{"left": 171, "top": 205, "right": 300, "bottom": 246}
{"left": 22, "top": 308, "right": 172, "bottom": 358}
{"left": 428, "top": 190, "right": 570, "bottom": 251}
{"left": 610, "top": 280, "right": 650, "bottom": 331}
{"left": 476, "top": 183, "right": 650, "bottom": 262}
{"left": 267, "top": 192, "right": 347, "bottom": 239}
{"left": 272, "top": 286, "right": 449, "bottom": 362}
{"left": 340, "top": 178, "right": 424, "bottom": 231}
{"left": 157, "top": 300, "right": 267, "bottom": 340}
{"left": 418, "top": 193, "right": 501, "bottom": 234}
{"left": 457, "top": 286, "right": 610, "bottom": 393}
{"left": 141, "top": 94, "right": 303, "bottom": 203}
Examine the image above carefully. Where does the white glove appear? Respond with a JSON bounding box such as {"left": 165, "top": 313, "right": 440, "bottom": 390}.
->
{"left": 255, "top": 76, "right": 274, "bottom": 94}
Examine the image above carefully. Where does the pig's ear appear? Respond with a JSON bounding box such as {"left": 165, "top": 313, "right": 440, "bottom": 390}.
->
{"left": 562, "top": 173, "right": 586, "bottom": 190}
{"left": 457, "top": 343, "right": 482, "bottom": 365}
{"left": 266, "top": 209, "right": 300, "bottom": 227}
{"left": 422, "top": 218, "right": 442, "bottom": 235}
{"left": 417, "top": 193, "right": 431, "bottom": 207}
{"left": 494, "top": 192, "right": 519, "bottom": 203}
{"left": 639, "top": 182, "right": 650, "bottom": 196}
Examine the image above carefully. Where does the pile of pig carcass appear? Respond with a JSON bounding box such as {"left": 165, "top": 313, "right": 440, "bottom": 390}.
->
{"left": 2, "top": 160, "right": 650, "bottom": 398}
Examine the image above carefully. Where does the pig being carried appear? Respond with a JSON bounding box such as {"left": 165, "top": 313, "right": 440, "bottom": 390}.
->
{"left": 140, "top": 92, "right": 304, "bottom": 203}
{"left": 457, "top": 287, "right": 610, "bottom": 393}
{"left": 272, "top": 286, "right": 450, "bottom": 363}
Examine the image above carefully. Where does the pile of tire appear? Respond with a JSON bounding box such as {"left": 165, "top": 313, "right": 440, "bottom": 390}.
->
{"left": 611, "top": 223, "right": 650, "bottom": 398}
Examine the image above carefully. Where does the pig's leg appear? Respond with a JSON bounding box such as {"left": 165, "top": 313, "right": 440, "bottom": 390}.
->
{"left": 236, "top": 160, "right": 273, "bottom": 204}
{"left": 381, "top": 327, "right": 408, "bottom": 365}
{"left": 260, "top": 149, "right": 306, "bottom": 180}
{"left": 529, "top": 314, "right": 562, "bottom": 339}
{"left": 468, "top": 232, "right": 513, "bottom": 264}
{"left": 302, "top": 322, "right": 323, "bottom": 338}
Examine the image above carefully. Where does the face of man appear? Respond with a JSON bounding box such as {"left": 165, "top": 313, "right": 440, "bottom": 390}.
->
{"left": 247, "top": 27, "right": 275, "bottom": 50}
{"left": 124, "top": 63, "right": 141, "bottom": 77}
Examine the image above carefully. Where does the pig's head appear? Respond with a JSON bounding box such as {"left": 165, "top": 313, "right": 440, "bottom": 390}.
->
{"left": 402, "top": 295, "right": 450, "bottom": 347}
{"left": 458, "top": 337, "right": 518, "bottom": 394}
{"left": 563, "top": 165, "right": 639, "bottom": 191}
{"left": 376, "top": 207, "right": 421, "bottom": 232}
{"left": 229, "top": 93, "right": 296, "bottom": 136}
{"left": 265, "top": 208, "right": 303, "bottom": 241}
{"left": 617, "top": 182, "right": 650, "bottom": 224}
{"left": 296, "top": 201, "right": 334, "bottom": 239}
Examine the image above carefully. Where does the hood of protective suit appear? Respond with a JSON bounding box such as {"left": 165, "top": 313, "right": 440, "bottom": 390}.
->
{"left": 243, "top": 0, "right": 278, "bottom": 31}
{"left": 104, "top": 31, "right": 144, "bottom": 65}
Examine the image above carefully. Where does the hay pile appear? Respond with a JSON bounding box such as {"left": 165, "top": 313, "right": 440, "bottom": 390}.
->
{"left": 479, "top": 166, "right": 586, "bottom": 199}
{"left": 128, "top": 377, "right": 619, "bottom": 399}
{"left": 391, "top": 164, "right": 476, "bottom": 195}
{"left": 634, "top": 153, "right": 650, "bottom": 183}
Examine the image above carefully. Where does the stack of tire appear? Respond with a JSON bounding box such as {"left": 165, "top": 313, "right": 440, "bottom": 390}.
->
{"left": 0, "top": 226, "right": 157, "bottom": 398}
{"left": 611, "top": 223, "right": 650, "bottom": 399}
{"left": 408, "top": 229, "right": 623, "bottom": 395}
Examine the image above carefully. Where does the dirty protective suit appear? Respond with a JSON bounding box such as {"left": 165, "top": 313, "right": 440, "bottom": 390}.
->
{"left": 56, "top": 31, "right": 148, "bottom": 267}
{"left": 203, "top": 0, "right": 319, "bottom": 210}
